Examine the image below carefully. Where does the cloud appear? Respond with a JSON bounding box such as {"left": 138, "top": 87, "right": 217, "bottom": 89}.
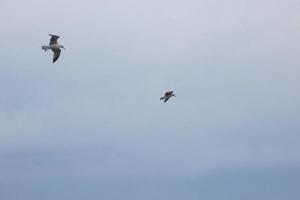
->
{"left": 0, "top": 0, "right": 300, "bottom": 199}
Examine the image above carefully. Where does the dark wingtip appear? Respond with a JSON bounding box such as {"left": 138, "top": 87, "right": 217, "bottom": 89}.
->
{"left": 49, "top": 34, "right": 60, "bottom": 37}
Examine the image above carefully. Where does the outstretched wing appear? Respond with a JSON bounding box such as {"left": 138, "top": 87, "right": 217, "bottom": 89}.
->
{"left": 164, "top": 97, "right": 170, "bottom": 103}
{"left": 49, "top": 34, "right": 60, "bottom": 45}
{"left": 52, "top": 48, "right": 61, "bottom": 63}
{"left": 165, "top": 91, "right": 173, "bottom": 96}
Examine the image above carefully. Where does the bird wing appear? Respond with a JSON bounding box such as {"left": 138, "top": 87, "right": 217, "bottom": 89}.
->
{"left": 52, "top": 48, "right": 61, "bottom": 63}
{"left": 164, "top": 97, "right": 170, "bottom": 103}
{"left": 165, "top": 91, "right": 173, "bottom": 96}
{"left": 49, "top": 34, "right": 60, "bottom": 45}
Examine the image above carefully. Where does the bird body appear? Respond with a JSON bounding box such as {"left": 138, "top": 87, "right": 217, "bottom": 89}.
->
{"left": 42, "top": 44, "right": 63, "bottom": 51}
{"left": 160, "top": 91, "right": 176, "bottom": 102}
{"left": 42, "top": 34, "right": 65, "bottom": 63}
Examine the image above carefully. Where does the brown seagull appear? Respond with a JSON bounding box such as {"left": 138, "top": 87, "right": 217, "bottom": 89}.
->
{"left": 160, "top": 91, "right": 176, "bottom": 103}
{"left": 42, "top": 34, "right": 65, "bottom": 63}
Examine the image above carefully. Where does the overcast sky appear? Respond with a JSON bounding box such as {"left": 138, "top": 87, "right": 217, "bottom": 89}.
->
{"left": 0, "top": 0, "right": 300, "bottom": 199}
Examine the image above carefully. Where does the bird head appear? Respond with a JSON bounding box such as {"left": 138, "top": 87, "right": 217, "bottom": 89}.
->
{"left": 60, "top": 45, "right": 65, "bottom": 50}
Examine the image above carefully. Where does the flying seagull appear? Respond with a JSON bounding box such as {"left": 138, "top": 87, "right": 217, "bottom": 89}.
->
{"left": 160, "top": 91, "right": 176, "bottom": 103}
{"left": 42, "top": 34, "right": 65, "bottom": 63}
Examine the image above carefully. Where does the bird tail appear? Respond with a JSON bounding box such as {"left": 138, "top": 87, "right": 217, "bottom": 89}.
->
{"left": 42, "top": 45, "right": 49, "bottom": 51}
{"left": 160, "top": 97, "right": 165, "bottom": 100}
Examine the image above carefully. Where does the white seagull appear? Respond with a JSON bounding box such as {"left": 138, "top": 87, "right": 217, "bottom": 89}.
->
{"left": 160, "top": 91, "right": 176, "bottom": 103}
{"left": 42, "top": 34, "right": 65, "bottom": 63}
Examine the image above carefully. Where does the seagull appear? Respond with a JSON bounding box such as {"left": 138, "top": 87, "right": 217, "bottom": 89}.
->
{"left": 160, "top": 91, "right": 176, "bottom": 103}
{"left": 42, "top": 34, "right": 65, "bottom": 63}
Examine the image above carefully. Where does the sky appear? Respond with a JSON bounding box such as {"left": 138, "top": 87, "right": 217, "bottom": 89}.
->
{"left": 0, "top": 0, "right": 300, "bottom": 199}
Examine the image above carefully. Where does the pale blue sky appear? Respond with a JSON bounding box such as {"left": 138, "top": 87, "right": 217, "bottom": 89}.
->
{"left": 0, "top": 0, "right": 300, "bottom": 199}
